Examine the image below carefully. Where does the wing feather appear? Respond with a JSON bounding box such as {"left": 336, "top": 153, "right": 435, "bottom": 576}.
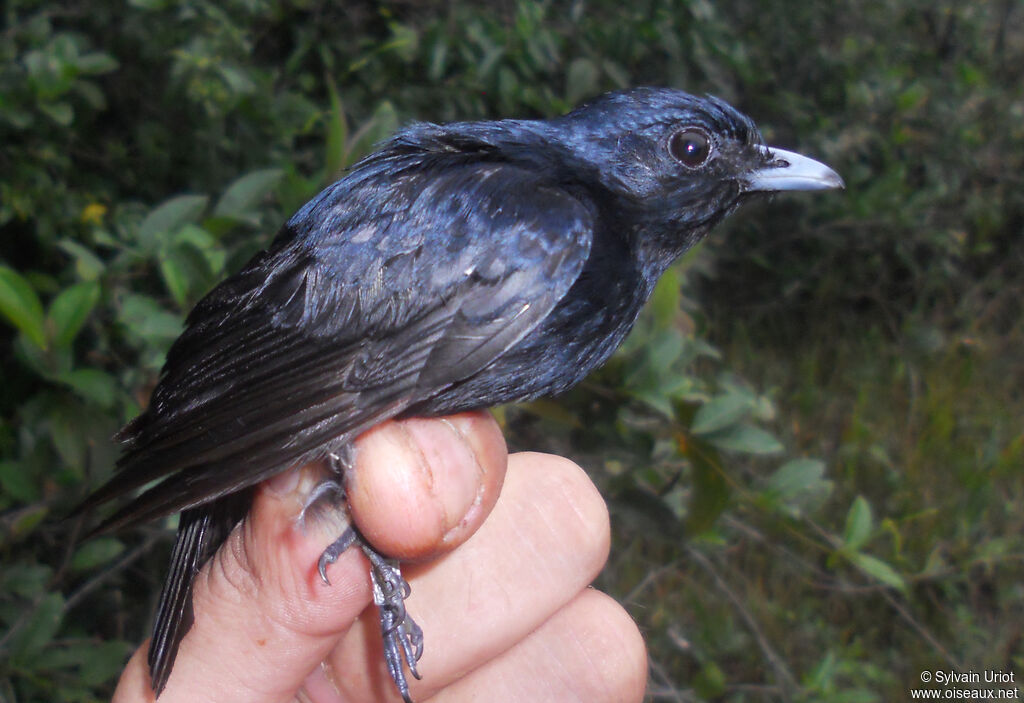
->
{"left": 84, "top": 157, "right": 595, "bottom": 530}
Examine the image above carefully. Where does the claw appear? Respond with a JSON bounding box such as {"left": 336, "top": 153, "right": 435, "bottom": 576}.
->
{"left": 316, "top": 526, "right": 424, "bottom": 702}
{"left": 316, "top": 527, "right": 357, "bottom": 585}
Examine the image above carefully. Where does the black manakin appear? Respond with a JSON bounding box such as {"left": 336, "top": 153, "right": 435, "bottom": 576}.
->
{"left": 78, "top": 87, "right": 843, "bottom": 701}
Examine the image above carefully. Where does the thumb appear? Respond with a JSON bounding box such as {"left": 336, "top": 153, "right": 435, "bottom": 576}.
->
{"left": 112, "top": 411, "right": 507, "bottom": 703}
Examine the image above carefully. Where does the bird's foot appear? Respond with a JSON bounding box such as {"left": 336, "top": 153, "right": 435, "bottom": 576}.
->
{"left": 317, "top": 528, "right": 423, "bottom": 703}
{"left": 363, "top": 543, "right": 423, "bottom": 703}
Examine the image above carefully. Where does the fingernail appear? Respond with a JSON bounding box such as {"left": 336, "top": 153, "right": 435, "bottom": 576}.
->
{"left": 403, "top": 417, "right": 485, "bottom": 533}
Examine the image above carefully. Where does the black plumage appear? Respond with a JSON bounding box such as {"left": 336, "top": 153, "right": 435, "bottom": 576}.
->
{"left": 79, "top": 87, "right": 842, "bottom": 700}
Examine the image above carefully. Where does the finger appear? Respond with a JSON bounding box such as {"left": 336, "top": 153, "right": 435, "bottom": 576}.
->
{"left": 431, "top": 589, "right": 647, "bottom": 703}
{"left": 347, "top": 411, "right": 507, "bottom": 559}
{"left": 328, "top": 452, "right": 612, "bottom": 701}
{"left": 112, "top": 412, "right": 508, "bottom": 703}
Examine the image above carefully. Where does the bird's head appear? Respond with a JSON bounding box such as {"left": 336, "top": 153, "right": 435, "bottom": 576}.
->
{"left": 549, "top": 87, "right": 843, "bottom": 261}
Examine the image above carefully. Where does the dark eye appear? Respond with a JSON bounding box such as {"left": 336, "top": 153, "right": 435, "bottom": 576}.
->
{"left": 668, "top": 128, "right": 712, "bottom": 168}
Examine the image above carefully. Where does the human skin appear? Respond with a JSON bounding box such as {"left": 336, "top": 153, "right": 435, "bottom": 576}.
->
{"left": 111, "top": 411, "right": 648, "bottom": 702}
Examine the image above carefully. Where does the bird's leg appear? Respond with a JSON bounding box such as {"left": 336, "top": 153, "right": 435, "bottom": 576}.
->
{"left": 363, "top": 543, "right": 423, "bottom": 702}
{"left": 310, "top": 449, "right": 424, "bottom": 703}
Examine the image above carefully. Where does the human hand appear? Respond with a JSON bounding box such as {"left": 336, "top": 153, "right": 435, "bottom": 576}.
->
{"left": 112, "top": 410, "right": 647, "bottom": 702}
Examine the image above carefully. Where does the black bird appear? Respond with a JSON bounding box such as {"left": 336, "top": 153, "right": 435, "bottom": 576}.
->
{"left": 79, "top": 87, "right": 842, "bottom": 701}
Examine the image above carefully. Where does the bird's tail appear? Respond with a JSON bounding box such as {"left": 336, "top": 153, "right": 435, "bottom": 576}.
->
{"left": 148, "top": 490, "right": 253, "bottom": 696}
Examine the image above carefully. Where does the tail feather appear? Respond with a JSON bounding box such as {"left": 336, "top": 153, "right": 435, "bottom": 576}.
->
{"left": 147, "top": 491, "right": 253, "bottom": 695}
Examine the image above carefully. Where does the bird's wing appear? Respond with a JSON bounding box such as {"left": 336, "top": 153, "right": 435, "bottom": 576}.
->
{"left": 84, "top": 160, "right": 594, "bottom": 530}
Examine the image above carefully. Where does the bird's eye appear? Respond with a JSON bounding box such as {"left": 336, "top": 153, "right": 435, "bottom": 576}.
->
{"left": 668, "top": 128, "right": 712, "bottom": 168}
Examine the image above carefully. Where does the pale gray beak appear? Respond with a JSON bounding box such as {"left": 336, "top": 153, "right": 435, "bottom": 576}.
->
{"left": 743, "top": 146, "right": 844, "bottom": 192}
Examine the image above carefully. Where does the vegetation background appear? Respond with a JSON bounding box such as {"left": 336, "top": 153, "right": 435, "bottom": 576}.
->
{"left": 1, "top": 0, "right": 1021, "bottom": 700}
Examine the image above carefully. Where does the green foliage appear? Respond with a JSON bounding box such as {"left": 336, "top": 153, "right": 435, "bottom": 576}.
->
{"left": 693, "top": 317, "right": 1024, "bottom": 701}
{"left": 0, "top": 267, "right": 47, "bottom": 349}
{"left": 699, "top": 1, "right": 1024, "bottom": 330}
{"left": 1, "top": 0, "right": 1021, "bottom": 701}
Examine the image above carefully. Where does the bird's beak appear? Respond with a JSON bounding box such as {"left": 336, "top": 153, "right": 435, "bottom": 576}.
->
{"left": 743, "top": 146, "right": 844, "bottom": 192}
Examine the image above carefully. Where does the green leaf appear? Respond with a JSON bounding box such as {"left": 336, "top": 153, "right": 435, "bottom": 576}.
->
{"left": 805, "top": 651, "right": 838, "bottom": 691}
{"left": 213, "top": 168, "right": 283, "bottom": 221}
{"left": 348, "top": 101, "right": 399, "bottom": 163}
{"left": 763, "top": 458, "right": 832, "bottom": 518}
{"left": 218, "top": 64, "right": 257, "bottom": 94}
{"left": 0, "top": 565, "right": 52, "bottom": 598}
{"left": 384, "top": 21, "right": 419, "bottom": 61}
{"left": 159, "top": 255, "right": 190, "bottom": 308}
{"left": 0, "top": 460, "right": 39, "bottom": 503}
{"left": 977, "top": 536, "right": 1013, "bottom": 563}
{"left": 847, "top": 551, "right": 906, "bottom": 591}
{"left": 647, "top": 267, "right": 682, "bottom": 329}
{"left": 118, "top": 293, "right": 183, "bottom": 343}
{"left": 277, "top": 165, "right": 323, "bottom": 215}
{"left": 623, "top": 327, "right": 687, "bottom": 402}
{"left": 691, "top": 393, "right": 753, "bottom": 435}
{"left": 648, "top": 328, "right": 685, "bottom": 373}
{"left": 3, "top": 107, "right": 33, "bottom": 129}
{"left": 157, "top": 225, "right": 224, "bottom": 307}
{"left": 10, "top": 593, "right": 64, "bottom": 660}
{"left": 11, "top": 505, "right": 48, "bottom": 538}
{"left": 0, "top": 265, "right": 47, "bottom": 348}
{"left": 137, "top": 195, "right": 208, "bottom": 249}
{"left": 171, "top": 222, "right": 214, "bottom": 248}
{"left": 602, "top": 58, "right": 630, "bottom": 88}
{"left": 705, "top": 423, "right": 784, "bottom": 454}
{"left": 48, "top": 401, "right": 89, "bottom": 468}
{"left": 766, "top": 458, "right": 827, "bottom": 499}
{"left": 79, "top": 640, "right": 135, "bottom": 686}
{"left": 177, "top": 224, "right": 226, "bottom": 277}
{"left": 324, "top": 77, "right": 349, "bottom": 177}
{"left": 843, "top": 495, "right": 873, "bottom": 550}
{"left": 685, "top": 440, "right": 730, "bottom": 534}
{"left": 57, "top": 368, "right": 118, "bottom": 408}
{"left": 427, "top": 40, "right": 448, "bottom": 81}
{"left": 631, "top": 388, "right": 673, "bottom": 418}
{"left": 565, "top": 57, "right": 599, "bottom": 105}
{"left": 76, "top": 52, "right": 119, "bottom": 75}
{"left": 693, "top": 660, "right": 727, "bottom": 699}
{"left": 40, "top": 101, "right": 74, "bottom": 126}
{"left": 922, "top": 546, "right": 948, "bottom": 576}
{"left": 56, "top": 239, "right": 105, "bottom": 280}
{"left": 70, "top": 538, "right": 125, "bottom": 570}
{"left": 13, "top": 330, "right": 53, "bottom": 378}
{"left": 74, "top": 79, "right": 107, "bottom": 110}
{"left": 48, "top": 281, "right": 101, "bottom": 348}
{"left": 688, "top": 337, "right": 721, "bottom": 361}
